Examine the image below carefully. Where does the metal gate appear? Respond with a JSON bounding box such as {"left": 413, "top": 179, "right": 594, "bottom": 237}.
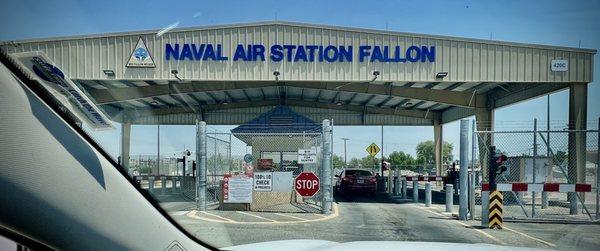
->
{"left": 474, "top": 121, "right": 599, "bottom": 222}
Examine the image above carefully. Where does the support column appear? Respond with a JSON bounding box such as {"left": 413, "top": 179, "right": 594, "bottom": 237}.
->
{"left": 121, "top": 121, "right": 131, "bottom": 175}
{"left": 459, "top": 120, "right": 469, "bottom": 220}
{"left": 434, "top": 119, "right": 443, "bottom": 180}
{"left": 475, "top": 107, "right": 493, "bottom": 224}
{"left": 322, "top": 119, "right": 333, "bottom": 214}
{"left": 568, "top": 83, "right": 588, "bottom": 214}
{"left": 197, "top": 121, "right": 207, "bottom": 211}
{"left": 475, "top": 107, "right": 494, "bottom": 183}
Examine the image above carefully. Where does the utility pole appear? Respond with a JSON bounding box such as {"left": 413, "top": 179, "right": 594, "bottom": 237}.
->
{"left": 341, "top": 138, "right": 349, "bottom": 167}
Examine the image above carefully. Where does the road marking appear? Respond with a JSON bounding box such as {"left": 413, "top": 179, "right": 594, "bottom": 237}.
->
{"left": 185, "top": 204, "right": 339, "bottom": 224}
{"left": 237, "top": 211, "right": 278, "bottom": 222}
{"left": 274, "top": 213, "right": 309, "bottom": 221}
{"left": 170, "top": 210, "right": 189, "bottom": 216}
{"left": 414, "top": 206, "right": 505, "bottom": 245}
{"left": 199, "top": 211, "right": 237, "bottom": 223}
{"left": 453, "top": 219, "right": 506, "bottom": 245}
{"left": 502, "top": 226, "right": 556, "bottom": 247}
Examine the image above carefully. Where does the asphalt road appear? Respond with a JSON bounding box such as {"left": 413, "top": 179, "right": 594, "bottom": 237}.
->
{"left": 163, "top": 194, "right": 600, "bottom": 250}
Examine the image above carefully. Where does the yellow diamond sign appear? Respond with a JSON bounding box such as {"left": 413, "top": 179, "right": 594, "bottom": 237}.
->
{"left": 366, "top": 143, "right": 381, "bottom": 157}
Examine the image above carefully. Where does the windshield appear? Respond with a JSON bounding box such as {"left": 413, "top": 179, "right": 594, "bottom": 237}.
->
{"left": 1, "top": 1, "right": 600, "bottom": 250}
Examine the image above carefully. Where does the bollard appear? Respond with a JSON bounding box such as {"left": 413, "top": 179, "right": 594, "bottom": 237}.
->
{"left": 413, "top": 180, "right": 419, "bottom": 203}
{"left": 170, "top": 177, "right": 175, "bottom": 193}
{"left": 469, "top": 172, "right": 475, "bottom": 220}
{"left": 393, "top": 171, "right": 400, "bottom": 196}
{"left": 387, "top": 170, "right": 393, "bottom": 194}
{"left": 446, "top": 184, "right": 453, "bottom": 212}
{"left": 161, "top": 176, "right": 166, "bottom": 194}
{"left": 149, "top": 177, "right": 155, "bottom": 193}
{"left": 541, "top": 191, "right": 548, "bottom": 209}
{"left": 425, "top": 183, "right": 432, "bottom": 207}
{"left": 402, "top": 180, "right": 407, "bottom": 199}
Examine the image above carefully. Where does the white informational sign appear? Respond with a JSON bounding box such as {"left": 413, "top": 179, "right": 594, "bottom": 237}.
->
{"left": 224, "top": 175, "right": 253, "bottom": 203}
{"left": 126, "top": 37, "right": 156, "bottom": 68}
{"left": 10, "top": 52, "right": 114, "bottom": 130}
{"left": 298, "top": 149, "right": 317, "bottom": 164}
{"left": 551, "top": 59, "right": 568, "bottom": 72}
{"left": 253, "top": 172, "right": 273, "bottom": 191}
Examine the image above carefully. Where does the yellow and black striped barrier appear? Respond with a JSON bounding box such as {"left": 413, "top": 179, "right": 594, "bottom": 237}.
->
{"left": 489, "top": 190, "right": 503, "bottom": 229}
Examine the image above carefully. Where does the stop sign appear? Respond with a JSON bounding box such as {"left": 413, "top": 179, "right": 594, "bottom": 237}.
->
{"left": 295, "top": 172, "right": 320, "bottom": 197}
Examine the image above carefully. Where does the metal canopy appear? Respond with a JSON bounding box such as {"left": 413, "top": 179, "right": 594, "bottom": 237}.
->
{"left": 76, "top": 79, "right": 570, "bottom": 125}
{"left": 3, "top": 21, "right": 593, "bottom": 125}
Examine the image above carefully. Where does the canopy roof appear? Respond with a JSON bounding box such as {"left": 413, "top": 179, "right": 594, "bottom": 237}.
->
{"left": 2, "top": 21, "right": 595, "bottom": 126}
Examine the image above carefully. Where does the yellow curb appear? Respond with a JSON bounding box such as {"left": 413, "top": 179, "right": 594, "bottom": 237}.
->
{"left": 186, "top": 203, "right": 339, "bottom": 225}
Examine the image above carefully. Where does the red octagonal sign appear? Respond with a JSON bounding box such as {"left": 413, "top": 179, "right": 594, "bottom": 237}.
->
{"left": 295, "top": 172, "right": 320, "bottom": 197}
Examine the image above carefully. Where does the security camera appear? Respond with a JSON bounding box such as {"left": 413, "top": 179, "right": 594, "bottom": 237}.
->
{"left": 371, "top": 71, "right": 380, "bottom": 82}
{"left": 171, "top": 69, "right": 182, "bottom": 81}
{"left": 273, "top": 71, "right": 280, "bottom": 81}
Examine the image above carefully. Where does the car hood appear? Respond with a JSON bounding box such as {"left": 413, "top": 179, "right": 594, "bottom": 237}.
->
{"left": 223, "top": 239, "right": 550, "bottom": 251}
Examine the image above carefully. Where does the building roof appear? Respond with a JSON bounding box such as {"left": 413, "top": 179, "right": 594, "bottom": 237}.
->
{"left": 231, "top": 106, "right": 321, "bottom": 135}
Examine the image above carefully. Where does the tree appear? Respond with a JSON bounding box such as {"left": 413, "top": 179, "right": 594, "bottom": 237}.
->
{"left": 359, "top": 156, "right": 380, "bottom": 170}
{"left": 388, "top": 151, "right": 416, "bottom": 167}
{"left": 554, "top": 150, "right": 568, "bottom": 164}
{"left": 415, "top": 140, "right": 454, "bottom": 165}
{"left": 348, "top": 158, "right": 361, "bottom": 168}
{"left": 332, "top": 154, "right": 345, "bottom": 169}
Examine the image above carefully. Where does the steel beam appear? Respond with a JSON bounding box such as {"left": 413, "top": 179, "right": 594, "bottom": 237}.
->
{"left": 126, "top": 99, "right": 438, "bottom": 120}
{"left": 87, "top": 81, "right": 487, "bottom": 108}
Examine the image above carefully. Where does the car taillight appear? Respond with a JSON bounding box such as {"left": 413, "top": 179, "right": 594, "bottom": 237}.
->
{"left": 342, "top": 177, "right": 349, "bottom": 181}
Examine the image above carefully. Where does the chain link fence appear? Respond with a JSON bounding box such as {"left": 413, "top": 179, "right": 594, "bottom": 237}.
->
{"left": 475, "top": 123, "right": 599, "bottom": 221}
{"left": 195, "top": 123, "right": 328, "bottom": 213}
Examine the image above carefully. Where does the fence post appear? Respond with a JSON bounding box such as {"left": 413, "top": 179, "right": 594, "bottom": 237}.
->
{"left": 161, "top": 176, "right": 166, "bottom": 194}
{"left": 413, "top": 180, "right": 419, "bottom": 203}
{"left": 425, "top": 183, "right": 432, "bottom": 207}
{"left": 402, "top": 180, "right": 407, "bottom": 199}
{"left": 196, "top": 121, "right": 207, "bottom": 211}
{"left": 446, "top": 184, "right": 454, "bottom": 212}
{"left": 459, "top": 120, "right": 469, "bottom": 220}
{"left": 470, "top": 119, "right": 476, "bottom": 220}
{"left": 322, "top": 119, "right": 333, "bottom": 214}
{"left": 532, "top": 119, "right": 537, "bottom": 218}
{"left": 597, "top": 117, "right": 600, "bottom": 219}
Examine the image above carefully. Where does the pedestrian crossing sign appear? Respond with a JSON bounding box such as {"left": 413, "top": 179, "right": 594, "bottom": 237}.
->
{"left": 366, "top": 143, "right": 380, "bottom": 157}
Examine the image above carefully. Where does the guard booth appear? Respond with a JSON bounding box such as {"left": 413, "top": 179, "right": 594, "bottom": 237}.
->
{"left": 218, "top": 106, "right": 325, "bottom": 213}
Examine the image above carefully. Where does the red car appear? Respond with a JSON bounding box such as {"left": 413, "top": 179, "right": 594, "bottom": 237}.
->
{"left": 335, "top": 169, "right": 377, "bottom": 197}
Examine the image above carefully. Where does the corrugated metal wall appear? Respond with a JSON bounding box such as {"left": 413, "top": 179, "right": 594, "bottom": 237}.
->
{"left": 2, "top": 23, "right": 594, "bottom": 83}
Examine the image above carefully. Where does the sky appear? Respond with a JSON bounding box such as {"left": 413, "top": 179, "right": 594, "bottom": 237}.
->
{"left": 2, "top": 0, "right": 599, "bottom": 162}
